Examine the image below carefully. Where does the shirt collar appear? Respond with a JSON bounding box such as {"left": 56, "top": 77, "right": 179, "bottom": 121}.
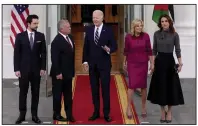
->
{"left": 59, "top": 32, "right": 68, "bottom": 38}
{"left": 27, "top": 29, "right": 35, "bottom": 35}
{"left": 95, "top": 23, "right": 103, "bottom": 30}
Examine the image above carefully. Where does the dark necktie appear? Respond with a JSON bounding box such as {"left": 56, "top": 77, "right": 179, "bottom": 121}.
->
{"left": 66, "top": 36, "right": 73, "bottom": 48}
{"left": 94, "top": 28, "right": 99, "bottom": 45}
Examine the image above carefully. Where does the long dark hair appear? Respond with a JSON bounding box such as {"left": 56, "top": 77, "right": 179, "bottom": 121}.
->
{"left": 157, "top": 14, "right": 175, "bottom": 33}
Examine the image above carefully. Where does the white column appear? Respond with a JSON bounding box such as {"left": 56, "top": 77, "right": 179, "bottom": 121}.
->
{"left": 174, "top": 5, "right": 196, "bottom": 78}
{"left": 47, "top": 5, "right": 58, "bottom": 74}
{"left": 134, "top": 5, "right": 142, "bottom": 19}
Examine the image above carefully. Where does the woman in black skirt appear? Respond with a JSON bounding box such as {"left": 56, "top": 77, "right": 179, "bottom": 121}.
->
{"left": 147, "top": 14, "right": 184, "bottom": 123}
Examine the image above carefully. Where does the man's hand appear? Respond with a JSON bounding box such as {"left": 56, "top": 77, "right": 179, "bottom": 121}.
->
{"left": 82, "top": 63, "right": 89, "bottom": 72}
{"left": 40, "top": 70, "right": 46, "bottom": 76}
{"left": 102, "top": 45, "right": 110, "bottom": 54}
{"left": 56, "top": 74, "right": 63, "bottom": 80}
{"left": 15, "top": 71, "right": 21, "bottom": 78}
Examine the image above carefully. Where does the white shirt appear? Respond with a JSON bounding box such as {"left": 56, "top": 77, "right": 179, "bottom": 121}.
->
{"left": 27, "top": 29, "right": 35, "bottom": 42}
{"left": 59, "top": 32, "right": 73, "bottom": 48}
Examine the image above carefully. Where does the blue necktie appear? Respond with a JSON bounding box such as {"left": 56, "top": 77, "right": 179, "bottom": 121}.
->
{"left": 94, "top": 28, "right": 99, "bottom": 45}
{"left": 30, "top": 33, "right": 34, "bottom": 49}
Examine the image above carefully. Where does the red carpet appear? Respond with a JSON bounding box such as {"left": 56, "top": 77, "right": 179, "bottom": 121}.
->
{"left": 54, "top": 74, "right": 139, "bottom": 124}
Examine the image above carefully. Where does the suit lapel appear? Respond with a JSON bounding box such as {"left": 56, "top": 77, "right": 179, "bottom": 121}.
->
{"left": 67, "top": 35, "right": 74, "bottom": 50}
{"left": 92, "top": 25, "right": 95, "bottom": 42}
{"left": 98, "top": 25, "right": 106, "bottom": 43}
{"left": 58, "top": 33, "right": 73, "bottom": 49}
{"left": 33, "top": 31, "right": 38, "bottom": 49}
{"left": 58, "top": 33, "right": 67, "bottom": 44}
{"left": 68, "top": 35, "right": 74, "bottom": 48}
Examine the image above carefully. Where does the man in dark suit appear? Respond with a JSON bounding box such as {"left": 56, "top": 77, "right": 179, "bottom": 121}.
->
{"left": 82, "top": 10, "right": 117, "bottom": 122}
{"left": 14, "top": 14, "right": 46, "bottom": 124}
{"left": 50, "top": 19, "right": 75, "bottom": 122}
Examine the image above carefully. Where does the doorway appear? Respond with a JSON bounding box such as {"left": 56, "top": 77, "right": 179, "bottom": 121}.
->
{"left": 64, "top": 5, "right": 125, "bottom": 74}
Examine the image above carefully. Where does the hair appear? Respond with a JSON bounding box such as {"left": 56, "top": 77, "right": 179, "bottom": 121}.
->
{"left": 26, "top": 14, "right": 39, "bottom": 24}
{"left": 57, "top": 19, "right": 69, "bottom": 31}
{"left": 157, "top": 14, "right": 175, "bottom": 33}
{"left": 93, "top": 10, "right": 104, "bottom": 19}
{"left": 130, "top": 19, "right": 144, "bottom": 36}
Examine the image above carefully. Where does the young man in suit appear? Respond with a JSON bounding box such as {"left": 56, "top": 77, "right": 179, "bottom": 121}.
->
{"left": 50, "top": 19, "right": 75, "bottom": 122}
{"left": 82, "top": 10, "right": 117, "bottom": 122}
{"left": 14, "top": 14, "right": 46, "bottom": 124}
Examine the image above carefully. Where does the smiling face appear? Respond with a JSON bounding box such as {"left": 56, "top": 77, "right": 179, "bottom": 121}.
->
{"left": 92, "top": 10, "right": 103, "bottom": 27}
{"left": 131, "top": 19, "right": 144, "bottom": 35}
{"left": 134, "top": 21, "right": 143, "bottom": 34}
{"left": 160, "top": 17, "right": 170, "bottom": 30}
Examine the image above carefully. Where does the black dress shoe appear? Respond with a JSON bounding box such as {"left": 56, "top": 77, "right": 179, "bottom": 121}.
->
{"left": 160, "top": 112, "right": 167, "bottom": 123}
{"left": 66, "top": 117, "right": 76, "bottom": 122}
{"left": 166, "top": 112, "right": 172, "bottom": 123}
{"left": 53, "top": 115, "right": 67, "bottom": 121}
{"left": 32, "top": 116, "right": 41, "bottom": 124}
{"left": 166, "top": 120, "right": 172, "bottom": 123}
{"left": 88, "top": 114, "right": 100, "bottom": 121}
{"left": 160, "top": 119, "right": 166, "bottom": 123}
{"left": 104, "top": 116, "right": 112, "bottom": 122}
{"left": 15, "top": 116, "right": 25, "bottom": 124}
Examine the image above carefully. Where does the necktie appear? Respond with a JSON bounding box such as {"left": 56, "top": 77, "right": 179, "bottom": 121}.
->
{"left": 94, "top": 28, "right": 99, "bottom": 45}
{"left": 66, "top": 36, "right": 73, "bottom": 48}
{"left": 30, "top": 33, "right": 34, "bottom": 49}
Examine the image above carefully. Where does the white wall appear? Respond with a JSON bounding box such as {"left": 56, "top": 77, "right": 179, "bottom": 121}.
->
{"left": 144, "top": 5, "right": 196, "bottom": 78}
{"left": 3, "top": 5, "right": 46, "bottom": 78}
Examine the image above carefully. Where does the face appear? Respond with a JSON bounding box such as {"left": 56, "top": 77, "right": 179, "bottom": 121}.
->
{"left": 60, "top": 22, "right": 71, "bottom": 35}
{"left": 28, "top": 19, "right": 39, "bottom": 31}
{"left": 161, "top": 17, "right": 170, "bottom": 30}
{"left": 92, "top": 11, "right": 103, "bottom": 27}
{"left": 134, "top": 22, "right": 143, "bottom": 34}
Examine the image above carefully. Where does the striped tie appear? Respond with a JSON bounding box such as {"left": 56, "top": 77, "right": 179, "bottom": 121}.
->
{"left": 94, "top": 28, "right": 99, "bottom": 45}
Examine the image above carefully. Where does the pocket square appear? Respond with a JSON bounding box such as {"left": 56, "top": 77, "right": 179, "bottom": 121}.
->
{"left": 36, "top": 41, "right": 42, "bottom": 43}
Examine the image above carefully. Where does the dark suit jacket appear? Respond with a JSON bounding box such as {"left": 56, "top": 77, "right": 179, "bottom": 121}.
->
{"left": 82, "top": 24, "right": 117, "bottom": 69}
{"left": 50, "top": 33, "right": 75, "bottom": 78}
{"left": 14, "top": 31, "right": 46, "bottom": 75}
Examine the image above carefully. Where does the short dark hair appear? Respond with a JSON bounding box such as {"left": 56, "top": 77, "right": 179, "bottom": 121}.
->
{"left": 157, "top": 14, "right": 175, "bottom": 33}
{"left": 26, "top": 14, "right": 39, "bottom": 24}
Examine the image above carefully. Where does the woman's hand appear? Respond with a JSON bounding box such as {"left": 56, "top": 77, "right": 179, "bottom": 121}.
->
{"left": 123, "top": 62, "right": 127, "bottom": 70}
{"left": 149, "top": 63, "right": 154, "bottom": 75}
{"left": 177, "top": 63, "right": 183, "bottom": 73}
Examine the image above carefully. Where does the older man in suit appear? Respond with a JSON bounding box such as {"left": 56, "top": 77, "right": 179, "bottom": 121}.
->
{"left": 14, "top": 14, "right": 46, "bottom": 124}
{"left": 82, "top": 10, "right": 117, "bottom": 122}
{"left": 50, "top": 19, "right": 75, "bottom": 122}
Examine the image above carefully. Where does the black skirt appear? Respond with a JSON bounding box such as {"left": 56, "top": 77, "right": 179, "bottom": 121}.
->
{"left": 147, "top": 52, "right": 184, "bottom": 106}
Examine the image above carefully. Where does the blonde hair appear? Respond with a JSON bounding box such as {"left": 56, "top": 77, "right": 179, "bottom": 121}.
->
{"left": 130, "top": 19, "right": 144, "bottom": 36}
